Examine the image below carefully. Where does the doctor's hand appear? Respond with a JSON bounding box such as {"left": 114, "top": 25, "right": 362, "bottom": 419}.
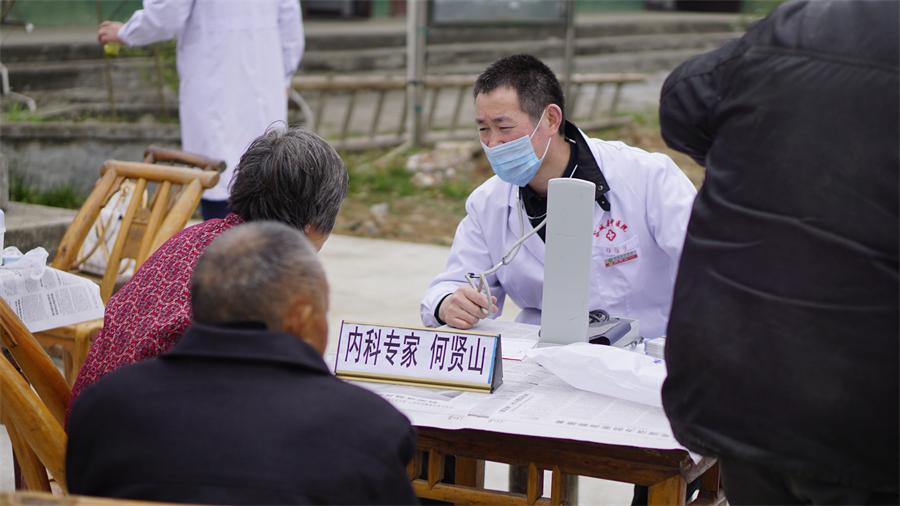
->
{"left": 438, "top": 286, "right": 498, "bottom": 330}
{"left": 97, "top": 21, "right": 124, "bottom": 45}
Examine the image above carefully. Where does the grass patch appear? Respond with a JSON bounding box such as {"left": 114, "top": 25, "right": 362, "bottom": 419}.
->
{"left": 10, "top": 170, "right": 85, "bottom": 209}
{"left": 2, "top": 102, "right": 45, "bottom": 123}
{"left": 341, "top": 146, "right": 486, "bottom": 204}
{"left": 333, "top": 145, "right": 490, "bottom": 244}
{"left": 438, "top": 179, "right": 475, "bottom": 200}
{"left": 350, "top": 164, "right": 418, "bottom": 198}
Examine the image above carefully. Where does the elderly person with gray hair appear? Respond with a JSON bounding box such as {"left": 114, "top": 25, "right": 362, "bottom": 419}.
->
{"left": 67, "top": 222, "right": 418, "bottom": 505}
{"left": 71, "top": 127, "right": 349, "bottom": 404}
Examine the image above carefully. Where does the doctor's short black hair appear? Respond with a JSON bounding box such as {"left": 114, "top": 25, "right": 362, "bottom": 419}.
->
{"left": 228, "top": 127, "right": 348, "bottom": 234}
{"left": 474, "top": 54, "right": 566, "bottom": 129}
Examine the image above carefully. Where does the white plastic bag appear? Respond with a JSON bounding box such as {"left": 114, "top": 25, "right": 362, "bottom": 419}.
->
{"left": 0, "top": 246, "right": 49, "bottom": 280}
{"left": 526, "top": 342, "right": 667, "bottom": 408}
{"left": 77, "top": 181, "right": 144, "bottom": 277}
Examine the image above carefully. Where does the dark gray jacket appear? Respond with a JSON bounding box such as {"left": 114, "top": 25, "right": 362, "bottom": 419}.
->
{"left": 67, "top": 322, "right": 419, "bottom": 504}
{"left": 660, "top": 0, "right": 898, "bottom": 492}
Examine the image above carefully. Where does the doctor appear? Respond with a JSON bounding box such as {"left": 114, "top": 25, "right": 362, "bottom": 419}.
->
{"left": 421, "top": 54, "right": 696, "bottom": 339}
{"left": 97, "top": 0, "right": 304, "bottom": 219}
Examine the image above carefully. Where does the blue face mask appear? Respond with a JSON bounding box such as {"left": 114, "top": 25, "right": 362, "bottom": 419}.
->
{"left": 481, "top": 109, "right": 552, "bottom": 187}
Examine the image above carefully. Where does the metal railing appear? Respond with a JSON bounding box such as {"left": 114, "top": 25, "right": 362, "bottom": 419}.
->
{"left": 291, "top": 72, "right": 645, "bottom": 151}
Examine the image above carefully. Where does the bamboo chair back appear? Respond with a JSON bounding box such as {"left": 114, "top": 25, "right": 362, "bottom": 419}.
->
{"left": 142, "top": 145, "right": 227, "bottom": 173}
{"left": 0, "top": 298, "right": 68, "bottom": 492}
{"left": 50, "top": 161, "right": 219, "bottom": 302}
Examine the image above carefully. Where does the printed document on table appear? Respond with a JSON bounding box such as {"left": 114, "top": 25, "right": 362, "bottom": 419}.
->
{"left": 0, "top": 267, "right": 104, "bottom": 332}
{"left": 355, "top": 359, "right": 685, "bottom": 452}
{"left": 450, "top": 319, "right": 540, "bottom": 360}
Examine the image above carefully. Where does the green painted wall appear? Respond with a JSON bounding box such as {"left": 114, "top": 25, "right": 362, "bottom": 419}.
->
{"left": 576, "top": 0, "right": 644, "bottom": 13}
{"left": 371, "top": 0, "right": 391, "bottom": 17}
{"left": 4, "top": 0, "right": 142, "bottom": 26}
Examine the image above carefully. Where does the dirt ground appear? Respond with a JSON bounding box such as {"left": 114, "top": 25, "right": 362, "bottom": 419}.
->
{"left": 612, "top": 122, "right": 706, "bottom": 188}
{"left": 332, "top": 121, "right": 705, "bottom": 246}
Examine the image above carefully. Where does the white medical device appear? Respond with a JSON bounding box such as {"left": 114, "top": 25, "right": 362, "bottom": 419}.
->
{"left": 538, "top": 177, "right": 596, "bottom": 346}
{"left": 464, "top": 166, "right": 579, "bottom": 313}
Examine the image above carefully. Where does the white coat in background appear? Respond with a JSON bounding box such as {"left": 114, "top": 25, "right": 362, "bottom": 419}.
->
{"left": 420, "top": 130, "right": 697, "bottom": 338}
{"left": 118, "top": 0, "right": 305, "bottom": 201}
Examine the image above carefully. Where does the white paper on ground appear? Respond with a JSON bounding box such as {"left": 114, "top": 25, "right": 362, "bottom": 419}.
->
{"left": 0, "top": 265, "right": 104, "bottom": 333}
{"left": 526, "top": 342, "right": 666, "bottom": 408}
{"left": 352, "top": 358, "right": 687, "bottom": 453}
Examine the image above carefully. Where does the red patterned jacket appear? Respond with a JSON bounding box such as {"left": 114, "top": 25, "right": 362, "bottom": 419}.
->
{"left": 70, "top": 214, "right": 245, "bottom": 405}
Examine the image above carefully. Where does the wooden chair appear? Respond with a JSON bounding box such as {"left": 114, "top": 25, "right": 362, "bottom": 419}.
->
{"left": 1, "top": 491, "right": 192, "bottom": 505}
{"left": 0, "top": 298, "right": 70, "bottom": 425}
{"left": 0, "top": 298, "right": 68, "bottom": 492}
{"left": 34, "top": 160, "right": 219, "bottom": 384}
{"left": 143, "top": 145, "right": 227, "bottom": 174}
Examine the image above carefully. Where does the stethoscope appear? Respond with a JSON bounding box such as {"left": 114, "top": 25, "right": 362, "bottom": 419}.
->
{"left": 464, "top": 163, "right": 579, "bottom": 316}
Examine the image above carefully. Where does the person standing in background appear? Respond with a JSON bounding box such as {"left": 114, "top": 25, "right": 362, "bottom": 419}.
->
{"left": 97, "top": 0, "right": 304, "bottom": 220}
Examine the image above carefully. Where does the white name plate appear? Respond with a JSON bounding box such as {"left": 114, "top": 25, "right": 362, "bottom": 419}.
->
{"left": 334, "top": 321, "right": 503, "bottom": 393}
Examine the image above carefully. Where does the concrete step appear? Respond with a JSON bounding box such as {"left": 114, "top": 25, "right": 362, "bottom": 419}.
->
{"left": 1, "top": 121, "right": 180, "bottom": 143}
{"left": 421, "top": 46, "right": 716, "bottom": 78}
{"left": 294, "top": 30, "right": 737, "bottom": 72}
{"left": 3, "top": 88, "right": 179, "bottom": 123}
{"left": 580, "top": 30, "right": 738, "bottom": 54}
{"left": 575, "top": 47, "right": 717, "bottom": 73}
{"left": 301, "top": 41, "right": 725, "bottom": 76}
{"left": 2, "top": 122, "right": 182, "bottom": 195}
{"left": 25, "top": 86, "right": 177, "bottom": 105}
{"left": 0, "top": 12, "right": 746, "bottom": 63}
{"left": 1, "top": 41, "right": 103, "bottom": 64}
{"left": 5, "top": 202, "right": 76, "bottom": 259}
{"left": 29, "top": 102, "right": 179, "bottom": 122}
{"left": 426, "top": 13, "right": 743, "bottom": 44}
{"left": 6, "top": 57, "right": 158, "bottom": 92}
{"left": 425, "top": 31, "right": 738, "bottom": 69}
{"left": 5, "top": 45, "right": 712, "bottom": 113}
{"left": 8, "top": 30, "right": 734, "bottom": 92}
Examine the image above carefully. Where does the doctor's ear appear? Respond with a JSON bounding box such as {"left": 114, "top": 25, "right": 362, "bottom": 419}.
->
{"left": 545, "top": 104, "right": 564, "bottom": 135}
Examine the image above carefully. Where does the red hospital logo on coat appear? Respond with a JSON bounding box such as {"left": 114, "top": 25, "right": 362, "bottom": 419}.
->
{"left": 594, "top": 218, "right": 628, "bottom": 240}
{"left": 595, "top": 219, "right": 638, "bottom": 268}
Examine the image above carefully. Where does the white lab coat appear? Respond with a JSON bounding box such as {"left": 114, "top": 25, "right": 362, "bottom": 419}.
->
{"left": 421, "top": 130, "right": 697, "bottom": 338}
{"left": 119, "top": 0, "right": 304, "bottom": 201}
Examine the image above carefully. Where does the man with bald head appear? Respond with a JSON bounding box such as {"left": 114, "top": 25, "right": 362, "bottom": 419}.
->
{"left": 66, "top": 222, "right": 417, "bottom": 505}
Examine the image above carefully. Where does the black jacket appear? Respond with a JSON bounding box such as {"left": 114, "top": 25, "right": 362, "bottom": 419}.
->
{"left": 660, "top": 0, "right": 898, "bottom": 492}
{"left": 67, "top": 322, "right": 419, "bottom": 505}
